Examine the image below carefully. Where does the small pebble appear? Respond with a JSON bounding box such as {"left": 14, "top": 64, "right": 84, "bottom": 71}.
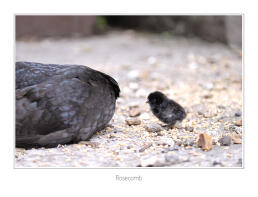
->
{"left": 197, "top": 133, "right": 213, "bottom": 151}
{"left": 157, "top": 137, "right": 175, "bottom": 147}
{"left": 213, "top": 161, "right": 224, "bottom": 167}
{"left": 126, "top": 118, "right": 141, "bottom": 126}
{"left": 231, "top": 133, "right": 242, "bottom": 144}
{"left": 165, "top": 154, "right": 180, "bottom": 164}
{"left": 234, "top": 112, "right": 241, "bottom": 117}
{"left": 203, "top": 94, "right": 213, "bottom": 99}
{"left": 145, "top": 123, "right": 163, "bottom": 132}
{"left": 129, "top": 106, "right": 141, "bottom": 117}
{"left": 218, "top": 136, "right": 231, "bottom": 146}
{"left": 229, "top": 125, "right": 242, "bottom": 134}
{"left": 139, "top": 143, "right": 152, "bottom": 152}
{"left": 140, "top": 156, "right": 165, "bottom": 167}
{"left": 184, "top": 138, "right": 195, "bottom": 146}
{"left": 217, "top": 105, "right": 226, "bottom": 109}
{"left": 185, "top": 126, "right": 194, "bottom": 132}
{"left": 234, "top": 120, "right": 242, "bottom": 126}
{"left": 161, "top": 147, "right": 175, "bottom": 153}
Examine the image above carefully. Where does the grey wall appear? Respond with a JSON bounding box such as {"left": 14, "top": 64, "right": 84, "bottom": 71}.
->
{"left": 16, "top": 16, "right": 96, "bottom": 39}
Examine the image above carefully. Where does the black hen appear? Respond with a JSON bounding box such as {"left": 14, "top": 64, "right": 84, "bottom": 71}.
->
{"left": 147, "top": 91, "right": 186, "bottom": 127}
{"left": 16, "top": 61, "right": 120, "bottom": 148}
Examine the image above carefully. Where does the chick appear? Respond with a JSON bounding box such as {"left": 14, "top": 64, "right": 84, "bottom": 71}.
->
{"left": 147, "top": 91, "right": 186, "bottom": 128}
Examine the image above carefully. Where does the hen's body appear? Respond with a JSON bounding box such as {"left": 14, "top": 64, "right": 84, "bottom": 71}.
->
{"left": 16, "top": 62, "right": 120, "bottom": 148}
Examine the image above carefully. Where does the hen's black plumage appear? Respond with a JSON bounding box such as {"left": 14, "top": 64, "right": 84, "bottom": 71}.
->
{"left": 147, "top": 91, "right": 186, "bottom": 127}
{"left": 16, "top": 61, "right": 120, "bottom": 148}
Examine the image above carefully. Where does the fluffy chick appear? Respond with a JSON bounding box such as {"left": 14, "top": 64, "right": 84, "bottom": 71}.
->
{"left": 147, "top": 91, "right": 186, "bottom": 128}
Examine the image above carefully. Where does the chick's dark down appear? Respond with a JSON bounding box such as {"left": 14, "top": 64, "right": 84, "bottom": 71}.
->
{"left": 147, "top": 91, "right": 186, "bottom": 126}
{"left": 16, "top": 62, "right": 120, "bottom": 148}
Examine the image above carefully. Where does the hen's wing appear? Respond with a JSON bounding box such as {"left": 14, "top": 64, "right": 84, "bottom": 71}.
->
{"left": 16, "top": 62, "right": 120, "bottom": 148}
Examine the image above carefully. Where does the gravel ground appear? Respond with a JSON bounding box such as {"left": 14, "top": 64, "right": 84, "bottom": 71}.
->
{"left": 15, "top": 30, "right": 243, "bottom": 168}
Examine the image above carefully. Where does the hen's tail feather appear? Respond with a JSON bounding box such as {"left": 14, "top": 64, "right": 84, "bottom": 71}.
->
{"left": 16, "top": 135, "right": 41, "bottom": 149}
{"left": 16, "top": 128, "right": 76, "bottom": 149}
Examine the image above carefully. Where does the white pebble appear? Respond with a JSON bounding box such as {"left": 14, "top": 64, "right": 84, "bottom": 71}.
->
{"left": 158, "top": 137, "right": 175, "bottom": 147}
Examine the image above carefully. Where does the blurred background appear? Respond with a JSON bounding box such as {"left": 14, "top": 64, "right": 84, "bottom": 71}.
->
{"left": 16, "top": 15, "right": 242, "bottom": 48}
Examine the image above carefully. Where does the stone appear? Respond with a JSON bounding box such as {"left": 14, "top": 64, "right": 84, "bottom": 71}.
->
{"left": 139, "top": 156, "right": 165, "bottom": 167}
{"left": 184, "top": 138, "right": 195, "bottom": 146}
{"left": 234, "top": 120, "right": 242, "bottom": 126}
{"left": 237, "top": 158, "right": 242, "bottom": 165}
{"left": 165, "top": 154, "right": 180, "bottom": 164}
{"left": 203, "top": 94, "right": 213, "bottom": 99}
{"left": 129, "top": 106, "right": 141, "bottom": 117}
{"left": 140, "top": 70, "right": 150, "bottom": 79}
{"left": 231, "top": 133, "right": 242, "bottom": 144}
{"left": 218, "top": 136, "right": 231, "bottom": 146}
{"left": 139, "top": 143, "right": 152, "bottom": 152}
{"left": 161, "top": 147, "right": 175, "bottom": 153}
{"left": 145, "top": 123, "right": 163, "bottom": 132}
{"left": 229, "top": 125, "right": 242, "bottom": 134}
{"left": 217, "top": 105, "right": 226, "bottom": 109}
{"left": 213, "top": 161, "right": 224, "bottom": 167}
{"left": 157, "top": 137, "right": 175, "bottom": 147}
{"left": 234, "top": 112, "right": 241, "bottom": 117}
{"left": 15, "top": 148, "right": 26, "bottom": 158}
{"left": 126, "top": 118, "right": 141, "bottom": 126}
{"left": 190, "top": 104, "right": 207, "bottom": 115}
{"left": 197, "top": 133, "right": 213, "bottom": 151}
{"left": 185, "top": 126, "right": 194, "bottom": 132}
